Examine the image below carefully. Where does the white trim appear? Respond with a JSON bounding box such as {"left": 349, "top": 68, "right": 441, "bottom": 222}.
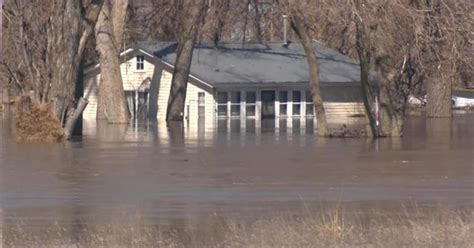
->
{"left": 240, "top": 90, "right": 246, "bottom": 119}
{"left": 301, "top": 90, "right": 306, "bottom": 117}
{"left": 256, "top": 90, "right": 262, "bottom": 120}
{"left": 275, "top": 90, "right": 280, "bottom": 118}
{"left": 136, "top": 48, "right": 155, "bottom": 58}
{"left": 227, "top": 92, "right": 231, "bottom": 118}
{"left": 288, "top": 90, "right": 293, "bottom": 116}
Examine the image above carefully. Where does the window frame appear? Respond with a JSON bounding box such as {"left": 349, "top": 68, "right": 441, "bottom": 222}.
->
{"left": 292, "top": 91, "right": 302, "bottom": 116}
{"left": 216, "top": 92, "right": 229, "bottom": 118}
{"left": 198, "top": 92, "right": 206, "bottom": 106}
{"left": 245, "top": 91, "right": 257, "bottom": 118}
{"left": 136, "top": 55, "right": 145, "bottom": 71}
{"left": 230, "top": 91, "right": 241, "bottom": 117}
{"left": 279, "top": 91, "right": 288, "bottom": 117}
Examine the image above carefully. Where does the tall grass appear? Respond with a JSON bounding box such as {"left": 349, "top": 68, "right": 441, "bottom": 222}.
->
{"left": 3, "top": 207, "right": 473, "bottom": 247}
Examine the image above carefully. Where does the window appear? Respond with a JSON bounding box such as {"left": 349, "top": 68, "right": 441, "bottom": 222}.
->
{"left": 292, "top": 91, "right": 301, "bottom": 116}
{"left": 279, "top": 91, "right": 288, "bottom": 116}
{"left": 306, "top": 91, "right": 314, "bottom": 116}
{"left": 136, "top": 55, "right": 145, "bottom": 70}
{"left": 246, "top": 91, "right": 256, "bottom": 117}
{"left": 217, "top": 92, "right": 228, "bottom": 117}
{"left": 198, "top": 92, "right": 205, "bottom": 119}
{"left": 230, "top": 91, "right": 241, "bottom": 117}
{"left": 198, "top": 92, "right": 206, "bottom": 106}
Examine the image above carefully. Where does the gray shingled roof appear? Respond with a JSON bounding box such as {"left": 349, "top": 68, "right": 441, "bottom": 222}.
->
{"left": 135, "top": 41, "right": 362, "bottom": 87}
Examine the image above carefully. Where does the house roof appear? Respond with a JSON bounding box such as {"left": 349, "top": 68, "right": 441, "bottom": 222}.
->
{"left": 134, "top": 41, "right": 363, "bottom": 88}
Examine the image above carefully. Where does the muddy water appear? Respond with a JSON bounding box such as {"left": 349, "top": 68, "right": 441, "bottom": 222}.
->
{"left": 1, "top": 111, "right": 473, "bottom": 234}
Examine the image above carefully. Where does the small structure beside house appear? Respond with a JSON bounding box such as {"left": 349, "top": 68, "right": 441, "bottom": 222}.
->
{"left": 83, "top": 42, "right": 365, "bottom": 124}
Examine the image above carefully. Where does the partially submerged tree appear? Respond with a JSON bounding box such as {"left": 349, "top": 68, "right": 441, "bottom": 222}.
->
{"left": 1, "top": 0, "right": 103, "bottom": 140}
{"left": 287, "top": 0, "right": 329, "bottom": 137}
{"left": 351, "top": 0, "right": 418, "bottom": 137}
{"left": 350, "top": 0, "right": 472, "bottom": 136}
{"left": 166, "top": 0, "right": 208, "bottom": 121}
{"left": 95, "top": 0, "right": 131, "bottom": 123}
{"left": 411, "top": 0, "right": 472, "bottom": 118}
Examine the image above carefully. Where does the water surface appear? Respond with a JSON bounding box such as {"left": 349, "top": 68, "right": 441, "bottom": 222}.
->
{"left": 1, "top": 111, "right": 473, "bottom": 233}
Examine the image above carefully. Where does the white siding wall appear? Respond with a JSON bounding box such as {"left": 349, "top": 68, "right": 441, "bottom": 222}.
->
{"left": 324, "top": 102, "right": 365, "bottom": 118}
{"left": 156, "top": 70, "right": 215, "bottom": 121}
{"left": 84, "top": 54, "right": 216, "bottom": 121}
{"left": 121, "top": 55, "right": 155, "bottom": 91}
{"left": 155, "top": 70, "right": 172, "bottom": 120}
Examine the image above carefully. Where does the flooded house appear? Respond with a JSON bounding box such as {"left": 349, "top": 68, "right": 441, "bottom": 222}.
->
{"left": 83, "top": 42, "right": 365, "bottom": 124}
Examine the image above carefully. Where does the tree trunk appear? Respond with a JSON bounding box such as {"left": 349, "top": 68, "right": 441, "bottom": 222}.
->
{"left": 47, "top": 0, "right": 103, "bottom": 139}
{"left": 252, "top": 0, "right": 263, "bottom": 42}
{"left": 420, "top": 0, "right": 453, "bottom": 118}
{"left": 47, "top": 1, "right": 102, "bottom": 120}
{"left": 2, "top": 0, "right": 103, "bottom": 141}
{"left": 147, "top": 66, "right": 162, "bottom": 120}
{"left": 166, "top": 39, "right": 195, "bottom": 121}
{"left": 95, "top": 0, "right": 130, "bottom": 123}
{"left": 211, "top": 0, "right": 230, "bottom": 47}
{"left": 290, "top": 8, "right": 329, "bottom": 137}
{"left": 377, "top": 68, "right": 404, "bottom": 137}
{"left": 354, "top": 14, "right": 379, "bottom": 138}
{"left": 166, "top": 0, "right": 207, "bottom": 122}
{"left": 64, "top": 97, "right": 89, "bottom": 140}
{"left": 426, "top": 72, "right": 452, "bottom": 118}
{"left": 354, "top": 7, "right": 406, "bottom": 138}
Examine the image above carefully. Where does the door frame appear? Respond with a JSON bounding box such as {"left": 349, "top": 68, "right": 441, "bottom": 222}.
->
{"left": 260, "top": 90, "right": 276, "bottom": 119}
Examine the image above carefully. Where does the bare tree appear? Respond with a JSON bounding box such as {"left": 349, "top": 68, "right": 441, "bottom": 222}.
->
{"left": 166, "top": 0, "right": 208, "bottom": 122}
{"left": 1, "top": 0, "right": 103, "bottom": 140}
{"left": 95, "top": 0, "right": 131, "bottom": 123}
{"left": 287, "top": 0, "right": 328, "bottom": 137}
{"left": 351, "top": 0, "right": 421, "bottom": 137}
{"left": 411, "top": 0, "right": 472, "bottom": 118}
{"left": 209, "top": 0, "right": 230, "bottom": 46}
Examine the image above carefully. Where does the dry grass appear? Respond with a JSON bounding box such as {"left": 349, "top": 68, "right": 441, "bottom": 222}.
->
{"left": 3, "top": 207, "right": 473, "bottom": 248}
{"left": 15, "top": 98, "right": 64, "bottom": 142}
{"left": 224, "top": 208, "right": 474, "bottom": 248}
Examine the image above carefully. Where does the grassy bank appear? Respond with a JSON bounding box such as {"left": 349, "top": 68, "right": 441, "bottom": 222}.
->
{"left": 4, "top": 207, "right": 473, "bottom": 247}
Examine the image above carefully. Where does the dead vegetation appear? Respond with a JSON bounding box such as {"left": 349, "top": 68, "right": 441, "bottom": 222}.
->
{"left": 4, "top": 207, "right": 473, "bottom": 247}
{"left": 225, "top": 209, "right": 473, "bottom": 248}
{"left": 15, "top": 96, "right": 64, "bottom": 142}
{"left": 329, "top": 124, "right": 368, "bottom": 138}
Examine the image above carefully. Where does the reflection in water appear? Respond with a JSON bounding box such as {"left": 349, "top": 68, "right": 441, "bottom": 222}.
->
{"left": 1, "top": 111, "right": 473, "bottom": 245}
{"left": 83, "top": 117, "right": 365, "bottom": 148}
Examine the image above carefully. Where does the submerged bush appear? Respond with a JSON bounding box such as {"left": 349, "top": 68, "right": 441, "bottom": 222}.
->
{"left": 15, "top": 96, "right": 64, "bottom": 142}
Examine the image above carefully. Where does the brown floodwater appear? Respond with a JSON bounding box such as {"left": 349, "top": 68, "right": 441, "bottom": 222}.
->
{"left": 1, "top": 109, "right": 473, "bottom": 240}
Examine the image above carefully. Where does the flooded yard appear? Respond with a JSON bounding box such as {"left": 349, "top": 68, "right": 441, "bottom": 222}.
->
{"left": 1, "top": 111, "right": 473, "bottom": 246}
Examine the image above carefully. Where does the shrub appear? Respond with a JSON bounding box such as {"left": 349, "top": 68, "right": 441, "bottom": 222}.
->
{"left": 15, "top": 97, "right": 64, "bottom": 142}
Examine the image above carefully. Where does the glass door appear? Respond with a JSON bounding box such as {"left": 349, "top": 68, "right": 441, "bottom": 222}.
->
{"left": 261, "top": 91, "right": 276, "bottom": 119}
